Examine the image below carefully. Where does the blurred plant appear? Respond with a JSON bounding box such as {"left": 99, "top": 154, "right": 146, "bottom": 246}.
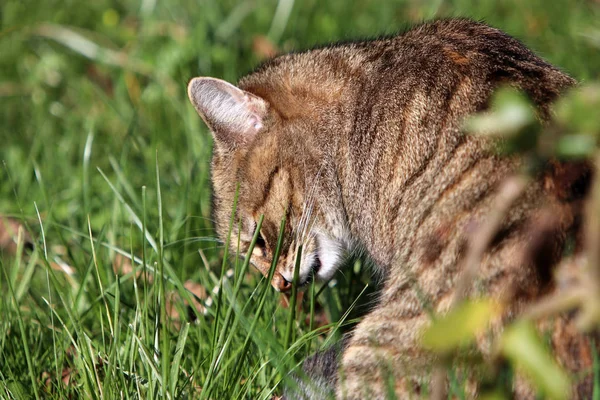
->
{"left": 424, "top": 83, "right": 600, "bottom": 399}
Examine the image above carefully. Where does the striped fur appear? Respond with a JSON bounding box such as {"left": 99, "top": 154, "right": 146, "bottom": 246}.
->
{"left": 188, "top": 19, "right": 594, "bottom": 399}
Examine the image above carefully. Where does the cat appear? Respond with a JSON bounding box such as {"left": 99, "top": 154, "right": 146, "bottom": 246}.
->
{"left": 187, "top": 18, "right": 594, "bottom": 399}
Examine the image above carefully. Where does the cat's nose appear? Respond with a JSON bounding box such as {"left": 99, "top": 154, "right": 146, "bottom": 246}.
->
{"left": 273, "top": 273, "right": 292, "bottom": 292}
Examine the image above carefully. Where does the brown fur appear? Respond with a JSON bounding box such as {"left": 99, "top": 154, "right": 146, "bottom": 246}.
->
{"left": 187, "top": 19, "right": 595, "bottom": 399}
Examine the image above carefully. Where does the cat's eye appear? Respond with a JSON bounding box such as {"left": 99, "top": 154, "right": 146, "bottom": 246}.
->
{"left": 250, "top": 222, "right": 267, "bottom": 258}
{"left": 256, "top": 231, "right": 266, "bottom": 250}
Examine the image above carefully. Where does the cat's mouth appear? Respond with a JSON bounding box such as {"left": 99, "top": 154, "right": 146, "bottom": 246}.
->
{"left": 300, "top": 233, "right": 343, "bottom": 286}
{"left": 291, "top": 252, "right": 322, "bottom": 288}
{"left": 284, "top": 233, "right": 343, "bottom": 288}
{"left": 304, "top": 254, "right": 322, "bottom": 286}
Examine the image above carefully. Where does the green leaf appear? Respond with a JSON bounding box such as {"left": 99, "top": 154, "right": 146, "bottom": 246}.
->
{"left": 500, "top": 321, "right": 571, "bottom": 400}
{"left": 555, "top": 84, "right": 600, "bottom": 136}
{"left": 464, "top": 87, "right": 536, "bottom": 138}
{"left": 479, "top": 390, "right": 509, "bottom": 400}
{"left": 555, "top": 134, "right": 596, "bottom": 159}
{"left": 421, "top": 299, "right": 499, "bottom": 353}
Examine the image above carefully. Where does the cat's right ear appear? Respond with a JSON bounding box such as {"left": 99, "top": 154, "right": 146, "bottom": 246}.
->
{"left": 187, "top": 77, "right": 268, "bottom": 148}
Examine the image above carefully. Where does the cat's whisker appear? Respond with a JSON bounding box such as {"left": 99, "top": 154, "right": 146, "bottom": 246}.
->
{"left": 297, "top": 169, "right": 323, "bottom": 246}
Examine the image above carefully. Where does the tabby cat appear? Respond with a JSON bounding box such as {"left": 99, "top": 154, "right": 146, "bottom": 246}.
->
{"left": 187, "top": 19, "right": 594, "bottom": 399}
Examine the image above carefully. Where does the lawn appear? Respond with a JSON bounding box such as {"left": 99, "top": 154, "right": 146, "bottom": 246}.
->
{"left": 1, "top": 0, "right": 600, "bottom": 398}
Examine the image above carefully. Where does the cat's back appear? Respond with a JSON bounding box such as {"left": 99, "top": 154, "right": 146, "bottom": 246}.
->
{"left": 238, "top": 19, "right": 577, "bottom": 269}
{"left": 241, "top": 19, "right": 573, "bottom": 111}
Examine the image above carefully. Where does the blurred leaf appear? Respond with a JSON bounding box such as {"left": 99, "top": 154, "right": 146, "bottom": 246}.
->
{"left": 555, "top": 83, "right": 600, "bottom": 137}
{"left": 500, "top": 321, "right": 571, "bottom": 400}
{"left": 582, "top": 28, "right": 600, "bottom": 50}
{"left": 102, "top": 9, "right": 119, "bottom": 28}
{"left": 555, "top": 134, "right": 596, "bottom": 159}
{"left": 464, "top": 87, "right": 536, "bottom": 138}
{"left": 479, "top": 390, "right": 509, "bottom": 400}
{"left": 421, "top": 299, "right": 500, "bottom": 353}
{"left": 35, "top": 23, "right": 153, "bottom": 77}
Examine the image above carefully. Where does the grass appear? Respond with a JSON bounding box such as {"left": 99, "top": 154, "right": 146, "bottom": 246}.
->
{"left": 1, "top": 0, "right": 600, "bottom": 398}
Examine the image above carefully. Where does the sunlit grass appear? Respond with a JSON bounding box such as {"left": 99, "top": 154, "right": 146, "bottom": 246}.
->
{"left": 1, "top": 0, "right": 599, "bottom": 398}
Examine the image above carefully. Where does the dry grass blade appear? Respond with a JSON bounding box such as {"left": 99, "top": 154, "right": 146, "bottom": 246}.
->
{"left": 0, "top": 215, "right": 32, "bottom": 255}
{"left": 253, "top": 35, "right": 279, "bottom": 59}
{"left": 452, "top": 175, "right": 529, "bottom": 306}
{"left": 165, "top": 280, "right": 208, "bottom": 324}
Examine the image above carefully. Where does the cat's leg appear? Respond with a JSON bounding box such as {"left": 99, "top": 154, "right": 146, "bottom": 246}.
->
{"left": 336, "top": 229, "right": 542, "bottom": 399}
{"left": 336, "top": 284, "right": 436, "bottom": 399}
{"left": 283, "top": 338, "right": 349, "bottom": 400}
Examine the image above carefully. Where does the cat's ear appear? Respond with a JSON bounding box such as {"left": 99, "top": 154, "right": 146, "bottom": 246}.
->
{"left": 187, "top": 77, "right": 268, "bottom": 148}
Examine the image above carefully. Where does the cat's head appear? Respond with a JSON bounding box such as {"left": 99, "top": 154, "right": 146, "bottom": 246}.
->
{"left": 187, "top": 77, "right": 346, "bottom": 291}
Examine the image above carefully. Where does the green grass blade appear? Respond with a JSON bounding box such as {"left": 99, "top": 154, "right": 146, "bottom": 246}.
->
{"left": 1, "top": 259, "right": 41, "bottom": 400}
{"left": 170, "top": 322, "right": 190, "bottom": 396}
{"left": 284, "top": 244, "right": 302, "bottom": 349}
{"left": 202, "top": 214, "right": 265, "bottom": 398}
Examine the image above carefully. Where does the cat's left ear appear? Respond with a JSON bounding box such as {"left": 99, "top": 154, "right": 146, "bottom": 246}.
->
{"left": 187, "top": 77, "right": 268, "bottom": 148}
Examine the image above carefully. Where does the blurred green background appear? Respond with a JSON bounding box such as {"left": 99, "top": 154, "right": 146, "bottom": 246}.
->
{"left": 2, "top": 0, "right": 600, "bottom": 262}
{"left": 1, "top": 0, "right": 599, "bottom": 398}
